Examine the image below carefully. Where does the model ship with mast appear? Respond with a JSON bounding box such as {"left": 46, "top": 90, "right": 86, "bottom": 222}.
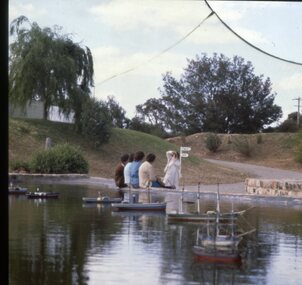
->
{"left": 191, "top": 184, "right": 256, "bottom": 263}
{"left": 167, "top": 183, "right": 251, "bottom": 222}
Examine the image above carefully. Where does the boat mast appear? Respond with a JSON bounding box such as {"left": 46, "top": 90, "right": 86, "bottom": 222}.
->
{"left": 215, "top": 183, "right": 220, "bottom": 237}
{"left": 197, "top": 182, "right": 201, "bottom": 214}
{"left": 179, "top": 184, "right": 184, "bottom": 213}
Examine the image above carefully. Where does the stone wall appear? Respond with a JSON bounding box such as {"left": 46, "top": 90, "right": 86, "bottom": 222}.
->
{"left": 246, "top": 178, "right": 302, "bottom": 197}
{"left": 9, "top": 173, "right": 89, "bottom": 184}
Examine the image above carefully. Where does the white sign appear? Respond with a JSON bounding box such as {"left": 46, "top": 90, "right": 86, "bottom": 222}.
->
{"left": 181, "top": 153, "right": 189, "bottom": 157}
{"left": 180, "top": 146, "right": 191, "bottom": 152}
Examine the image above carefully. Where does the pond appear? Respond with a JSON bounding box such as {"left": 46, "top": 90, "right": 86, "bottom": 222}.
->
{"left": 9, "top": 184, "right": 302, "bottom": 285}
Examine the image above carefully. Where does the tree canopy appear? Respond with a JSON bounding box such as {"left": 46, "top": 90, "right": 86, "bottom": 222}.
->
{"left": 9, "top": 16, "right": 94, "bottom": 122}
{"left": 79, "top": 97, "right": 112, "bottom": 148}
{"left": 135, "top": 53, "right": 282, "bottom": 135}
{"left": 105, "top": 96, "right": 130, "bottom": 128}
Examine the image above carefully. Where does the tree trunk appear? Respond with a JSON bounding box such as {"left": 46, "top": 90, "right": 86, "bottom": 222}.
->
{"left": 43, "top": 102, "right": 48, "bottom": 120}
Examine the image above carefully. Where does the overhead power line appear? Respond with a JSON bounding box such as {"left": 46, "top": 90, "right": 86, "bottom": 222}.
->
{"left": 96, "top": 11, "right": 214, "bottom": 86}
{"left": 204, "top": 0, "right": 302, "bottom": 66}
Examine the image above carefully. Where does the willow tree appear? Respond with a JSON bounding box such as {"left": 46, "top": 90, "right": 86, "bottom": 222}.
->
{"left": 9, "top": 16, "right": 94, "bottom": 125}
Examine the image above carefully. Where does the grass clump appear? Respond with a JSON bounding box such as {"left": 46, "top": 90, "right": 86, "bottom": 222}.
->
{"left": 233, "top": 136, "right": 254, "bottom": 157}
{"left": 256, "top": 134, "right": 263, "bottom": 144}
{"left": 205, "top": 133, "right": 221, "bottom": 153}
{"left": 293, "top": 130, "right": 302, "bottom": 164}
{"left": 10, "top": 160, "right": 31, "bottom": 173}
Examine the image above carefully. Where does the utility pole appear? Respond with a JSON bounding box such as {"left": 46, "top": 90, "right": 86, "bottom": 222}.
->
{"left": 293, "top": 97, "right": 301, "bottom": 128}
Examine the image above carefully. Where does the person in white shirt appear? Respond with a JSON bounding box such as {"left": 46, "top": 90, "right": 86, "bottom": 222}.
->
{"left": 124, "top": 153, "right": 134, "bottom": 185}
{"left": 139, "top": 153, "right": 163, "bottom": 188}
{"left": 163, "top": 150, "right": 180, "bottom": 190}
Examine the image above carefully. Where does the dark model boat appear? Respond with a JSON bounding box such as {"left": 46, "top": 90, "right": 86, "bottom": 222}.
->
{"left": 26, "top": 188, "right": 59, "bottom": 199}
{"left": 111, "top": 201, "right": 166, "bottom": 211}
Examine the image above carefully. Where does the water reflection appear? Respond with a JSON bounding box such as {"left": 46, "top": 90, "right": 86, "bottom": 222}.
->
{"left": 9, "top": 184, "right": 302, "bottom": 285}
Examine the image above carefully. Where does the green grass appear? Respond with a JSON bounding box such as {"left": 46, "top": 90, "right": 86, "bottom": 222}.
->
{"left": 9, "top": 118, "right": 251, "bottom": 184}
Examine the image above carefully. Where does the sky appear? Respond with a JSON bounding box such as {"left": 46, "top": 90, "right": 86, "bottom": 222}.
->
{"left": 9, "top": 0, "right": 302, "bottom": 124}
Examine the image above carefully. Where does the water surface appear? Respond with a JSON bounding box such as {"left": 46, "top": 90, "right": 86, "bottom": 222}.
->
{"left": 9, "top": 184, "right": 302, "bottom": 285}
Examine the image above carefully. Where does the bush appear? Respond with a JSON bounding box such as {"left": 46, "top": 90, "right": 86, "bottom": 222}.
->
{"left": 10, "top": 160, "right": 31, "bottom": 173}
{"left": 278, "top": 119, "right": 298, "bottom": 132}
{"left": 31, "top": 143, "right": 89, "bottom": 174}
{"left": 295, "top": 144, "right": 302, "bottom": 163}
{"left": 79, "top": 98, "right": 112, "bottom": 148}
{"left": 233, "top": 136, "right": 254, "bottom": 157}
{"left": 205, "top": 133, "right": 222, "bottom": 153}
{"left": 294, "top": 130, "right": 302, "bottom": 164}
{"left": 256, "top": 134, "right": 263, "bottom": 144}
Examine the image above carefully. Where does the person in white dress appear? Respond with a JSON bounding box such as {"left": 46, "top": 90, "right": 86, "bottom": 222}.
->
{"left": 163, "top": 150, "right": 181, "bottom": 189}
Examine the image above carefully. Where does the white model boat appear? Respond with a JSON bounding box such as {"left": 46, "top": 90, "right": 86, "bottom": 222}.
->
{"left": 82, "top": 196, "right": 123, "bottom": 204}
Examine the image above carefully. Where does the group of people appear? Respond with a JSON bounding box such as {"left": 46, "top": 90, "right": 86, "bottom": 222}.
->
{"left": 114, "top": 150, "right": 181, "bottom": 190}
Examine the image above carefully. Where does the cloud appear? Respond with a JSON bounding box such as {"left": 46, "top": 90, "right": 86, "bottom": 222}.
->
{"left": 87, "top": 0, "right": 271, "bottom": 49}
{"left": 9, "top": 3, "right": 47, "bottom": 22}
{"left": 88, "top": 1, "right": 211, "bottom": 32}
{"left": 277, "top": 73, "right": 302, "bottom": 90}
{"left": 92, "top": 45, "right": 187, "bottom": 85}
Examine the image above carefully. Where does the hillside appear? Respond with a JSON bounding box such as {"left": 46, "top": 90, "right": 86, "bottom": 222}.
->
{"left": 166, "top": 132, "right": 302, "bottom": 172}
{"left": 9, "top": 118, "right": 301, "bottom": 185}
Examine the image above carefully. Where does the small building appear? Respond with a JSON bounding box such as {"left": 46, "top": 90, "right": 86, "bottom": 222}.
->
{"left": 9, "top": 101, "right": 44, "bottom": 120}
{"left": 9, "top": 101, "right": 74, "bottom": 123}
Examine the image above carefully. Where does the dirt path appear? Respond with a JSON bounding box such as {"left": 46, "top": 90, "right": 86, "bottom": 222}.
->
{"left": 184, "top": 159, "right": 302, "bottom": 195}
{"left": 204, "top": 159, "right": 302, "bottom": 180}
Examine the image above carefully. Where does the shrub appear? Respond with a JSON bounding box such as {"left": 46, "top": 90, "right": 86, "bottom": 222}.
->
{"left": 10, "top": 160, "right": 31, "bottom": 173}
{"left": 233, "top": 136, "right": 254, "bottom": 157}
{"left": 79, "top": 97, "right": 112, "bottom": 148}
{"left": 278, "top": 119, "right": 298, "bottom": 132}
{"left": 294, "top": 130, "right": 302, "bottom": 164}
{"left": 205, "top": 133, "right": 222, "bottom": 153}
{"left": 31, "top": 143, "right": 89, "bottom": 174}
{"left": 256, "top": 134, "right": 263, "bottom": 144}
{"left": 295, "top": 144, "right": 302, "bottom": 163}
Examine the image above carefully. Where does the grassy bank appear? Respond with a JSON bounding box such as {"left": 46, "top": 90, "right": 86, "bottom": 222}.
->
{"left": 167, "top": 132, "right": 302, "bottom": 172}
{"left": 9, "top": 118, "right": 301, "bottom": 185}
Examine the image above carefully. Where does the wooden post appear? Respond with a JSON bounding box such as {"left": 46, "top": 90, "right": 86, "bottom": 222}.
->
{"left": 45, "top": 137, "right": 52, "bottom": 149}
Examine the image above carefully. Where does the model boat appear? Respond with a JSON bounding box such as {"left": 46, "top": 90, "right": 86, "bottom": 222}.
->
{"left": 111, "top": 187, "right": 166, "bottom": 211}
{"left": 192, "top": 184, "right": 255, "bottom": 263}
{"left": 82, "top": 196, "right": 123, "bottom": 204}
{"left": 9, "top": 184, "right": 28, "bottom": 194}
{"left": 26, "top": 188, "right": 59, "bottom": 199}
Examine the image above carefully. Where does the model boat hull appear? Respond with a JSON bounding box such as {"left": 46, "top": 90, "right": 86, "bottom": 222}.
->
{"left": 9, "top": 187, "right": 28, "bottom": 194}
{"left": 82, "top": 197, "right": 123, "bottom": 204}
{"left": 167, "top": 212, "right": 242, "bottom": 222}
{"left": 200, "top": 235, "right": 242, "bottom": 248}
{"left": 26, "top": 192, "right": 59, "bottom": 199}
{"left": 111, "top": 202, "right": 166, "bottom": 211}
{"left": 193, "top": 246, "right": 241, "bottom": 264}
